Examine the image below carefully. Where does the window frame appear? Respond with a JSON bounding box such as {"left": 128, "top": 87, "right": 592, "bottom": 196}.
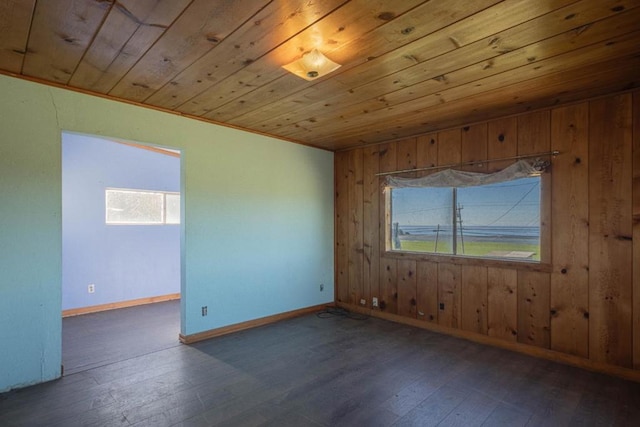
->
{"left": 383, "top": 169, "right": 551, "bottom": 272}
{"left": 105, "top": 187, "right": 180, "bottom": 226}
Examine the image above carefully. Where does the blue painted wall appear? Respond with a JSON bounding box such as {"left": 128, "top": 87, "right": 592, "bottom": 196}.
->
{"left": 0, "top": 75, "right": 334, "bottom": 392}
{"left": 62, "top": 133, "right": 180, "bottom": 310}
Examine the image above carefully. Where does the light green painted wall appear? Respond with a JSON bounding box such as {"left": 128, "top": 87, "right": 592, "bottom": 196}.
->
{"left": 0, "top": 74, "right": 334, "bottom": 392}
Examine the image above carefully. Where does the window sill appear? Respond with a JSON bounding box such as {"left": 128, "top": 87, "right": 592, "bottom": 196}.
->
{"left": 383, "top": 250, "right": 552, "bottom": 273}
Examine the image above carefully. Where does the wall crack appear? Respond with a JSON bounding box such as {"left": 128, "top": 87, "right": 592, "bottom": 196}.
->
{"left": 48, "top": 88, "right": 60, "bottom": 129}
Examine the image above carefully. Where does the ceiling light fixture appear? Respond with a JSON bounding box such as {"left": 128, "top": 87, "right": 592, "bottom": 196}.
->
{"left": 282, "top": 49, "right": 341, "bottom": 81}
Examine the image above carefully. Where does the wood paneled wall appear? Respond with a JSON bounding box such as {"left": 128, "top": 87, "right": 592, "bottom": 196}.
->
{"left": 335, "top": 90, "right": 640, "bottom": 373}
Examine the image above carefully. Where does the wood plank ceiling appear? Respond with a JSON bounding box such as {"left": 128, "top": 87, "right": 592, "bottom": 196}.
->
{"left": 1, "top": 0, "right": 638, "bottom": 151}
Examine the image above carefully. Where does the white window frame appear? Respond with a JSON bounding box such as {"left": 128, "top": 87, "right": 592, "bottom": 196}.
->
{"left": 105, "top": 187, "right": 180, "bottom": 225}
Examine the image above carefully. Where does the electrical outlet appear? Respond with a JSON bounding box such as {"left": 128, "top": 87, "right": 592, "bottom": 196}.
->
{"left": 320, "top": 283, "right": 324, "bottom": 292}
{"left": 372, "top": 297, "right": 378, "bottom": 308}
{"left": 360, "top": 298, "right": 366, "bottom": 306}
{"left": 88, "top": 284, "right": 95, "bottom": 293}
{"left": 201, "top": 306, "right": 208, "bottom": 316}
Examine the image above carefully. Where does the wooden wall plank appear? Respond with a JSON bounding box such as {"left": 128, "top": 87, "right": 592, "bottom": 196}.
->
{"left": 517, "top": 110, "right": 551, "bottom": 155}
{"left": 437, "top": 129, "right": 462, "bottom": 166}
{"left": 348, "top": 149, "right": 364, "bottom": 306}
{"left": 438, "top": 263, "right": 461, "bottom": 328}
{"left": 379, "top": 143, "right": 397, "bottom": 313}
{"left": 416, "top": 261, "right": 438, "bottom": 323}
{"left": 487, "top": 117, "right": 517, "bottom": 172}
{"left": 363, "top": 146, "right": 380, "bottom": 310}
{"left": 634, "top": 92, "right": 640, "bottom": 369}
{"left": 517, "top": 271, "right": 551, "bottom": 348}
{"left": 23, "top": 0, "right": 111, "bottom": 83}
{"left": 396, "top": 137, "right": 418, "bottom": 173}
{"left": 416, "top": 133, "right": 438, "bottom": 171}
{"left": 335, "top": 151, "right": 350, "bottom": 304}
{"left": 397, "top": 260, "right": 417, "bottom": 318}
{"left": 550, "top": 102, "right": 589, "bottom": 358}
{"left": 460, "top": 123, "right": 488, "bottom": 172}
{"left": 487, "top": 267, "right": 518, "bottom": 342}
{"left": 461, "top": 265, "right": 488, "bottom": 334}
{"left": 380, "top": 258, "right": 398, "bottom": 313}
{"left": 589, "top": 94, "right": 633, "bottom": 367}
{"left": 0, "top": 0, "right": 35, "bottom": 73}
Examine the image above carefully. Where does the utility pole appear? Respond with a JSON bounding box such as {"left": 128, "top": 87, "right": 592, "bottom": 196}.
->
{"left": 457, "top": 203, "right": 465, "bottom": 254}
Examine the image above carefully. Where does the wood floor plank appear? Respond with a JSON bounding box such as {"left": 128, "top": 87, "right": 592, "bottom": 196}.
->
{"left": 482, "top": 402, "right": 532, "bottom": 426}
{"left": 394, "top": 383, "right": 469, "bottom": 427}
{"left": 439, "top": 389, "right": 500, "bottom": 426}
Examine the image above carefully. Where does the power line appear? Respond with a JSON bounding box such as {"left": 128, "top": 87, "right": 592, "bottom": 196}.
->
{"left": 485, "top": 182, "right": 539, "bottom": 226}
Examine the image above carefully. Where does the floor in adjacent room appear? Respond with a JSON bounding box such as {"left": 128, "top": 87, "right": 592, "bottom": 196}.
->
{"left": 1, "top": 306, "right": 640, "bottom": 426}
{"left": 62, "top": 299, "right": 181, "bottom": 375}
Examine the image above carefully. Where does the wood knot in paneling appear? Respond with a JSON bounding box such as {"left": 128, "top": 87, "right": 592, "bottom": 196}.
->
{"left": 377, "top": 12, "right": 396, "bottom": 21}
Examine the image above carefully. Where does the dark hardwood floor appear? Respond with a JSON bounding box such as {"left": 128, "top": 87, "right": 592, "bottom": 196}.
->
{"left": 62, "top": 300, "right": 181, "bottom": 374}
{"left": 2, "top": 306, "right": 640, "bottom": 426}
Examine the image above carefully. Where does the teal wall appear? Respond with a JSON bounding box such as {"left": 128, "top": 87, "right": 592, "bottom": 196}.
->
{"left": 0, "top": 75, "right": 334, "bottom": 392}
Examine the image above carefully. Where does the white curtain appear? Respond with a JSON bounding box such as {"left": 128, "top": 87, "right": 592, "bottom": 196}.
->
{"left": 384, "top": 159, "right": 548, "bottom": 189}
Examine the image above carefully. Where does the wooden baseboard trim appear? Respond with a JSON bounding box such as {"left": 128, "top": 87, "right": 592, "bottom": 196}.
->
{"left": 336, "top": 302, "right": 640, "bottom": 383}
{"left": 179, "top": 303, "right": 332, "bottom": 344}
{"left": 62, "top": 293, "right": 181, "bottom": 317}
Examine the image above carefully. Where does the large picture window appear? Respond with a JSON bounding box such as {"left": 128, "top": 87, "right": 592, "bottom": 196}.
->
{"left": 106, "top": 188, "right": 180, "bottom": 225}
{"left": 386, "top": 160, "right": 545, "bottom": 262}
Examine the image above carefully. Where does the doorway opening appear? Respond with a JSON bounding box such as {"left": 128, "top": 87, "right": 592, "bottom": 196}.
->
{"left": 61, "top": 132, "right": 182, "bottom": 374}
